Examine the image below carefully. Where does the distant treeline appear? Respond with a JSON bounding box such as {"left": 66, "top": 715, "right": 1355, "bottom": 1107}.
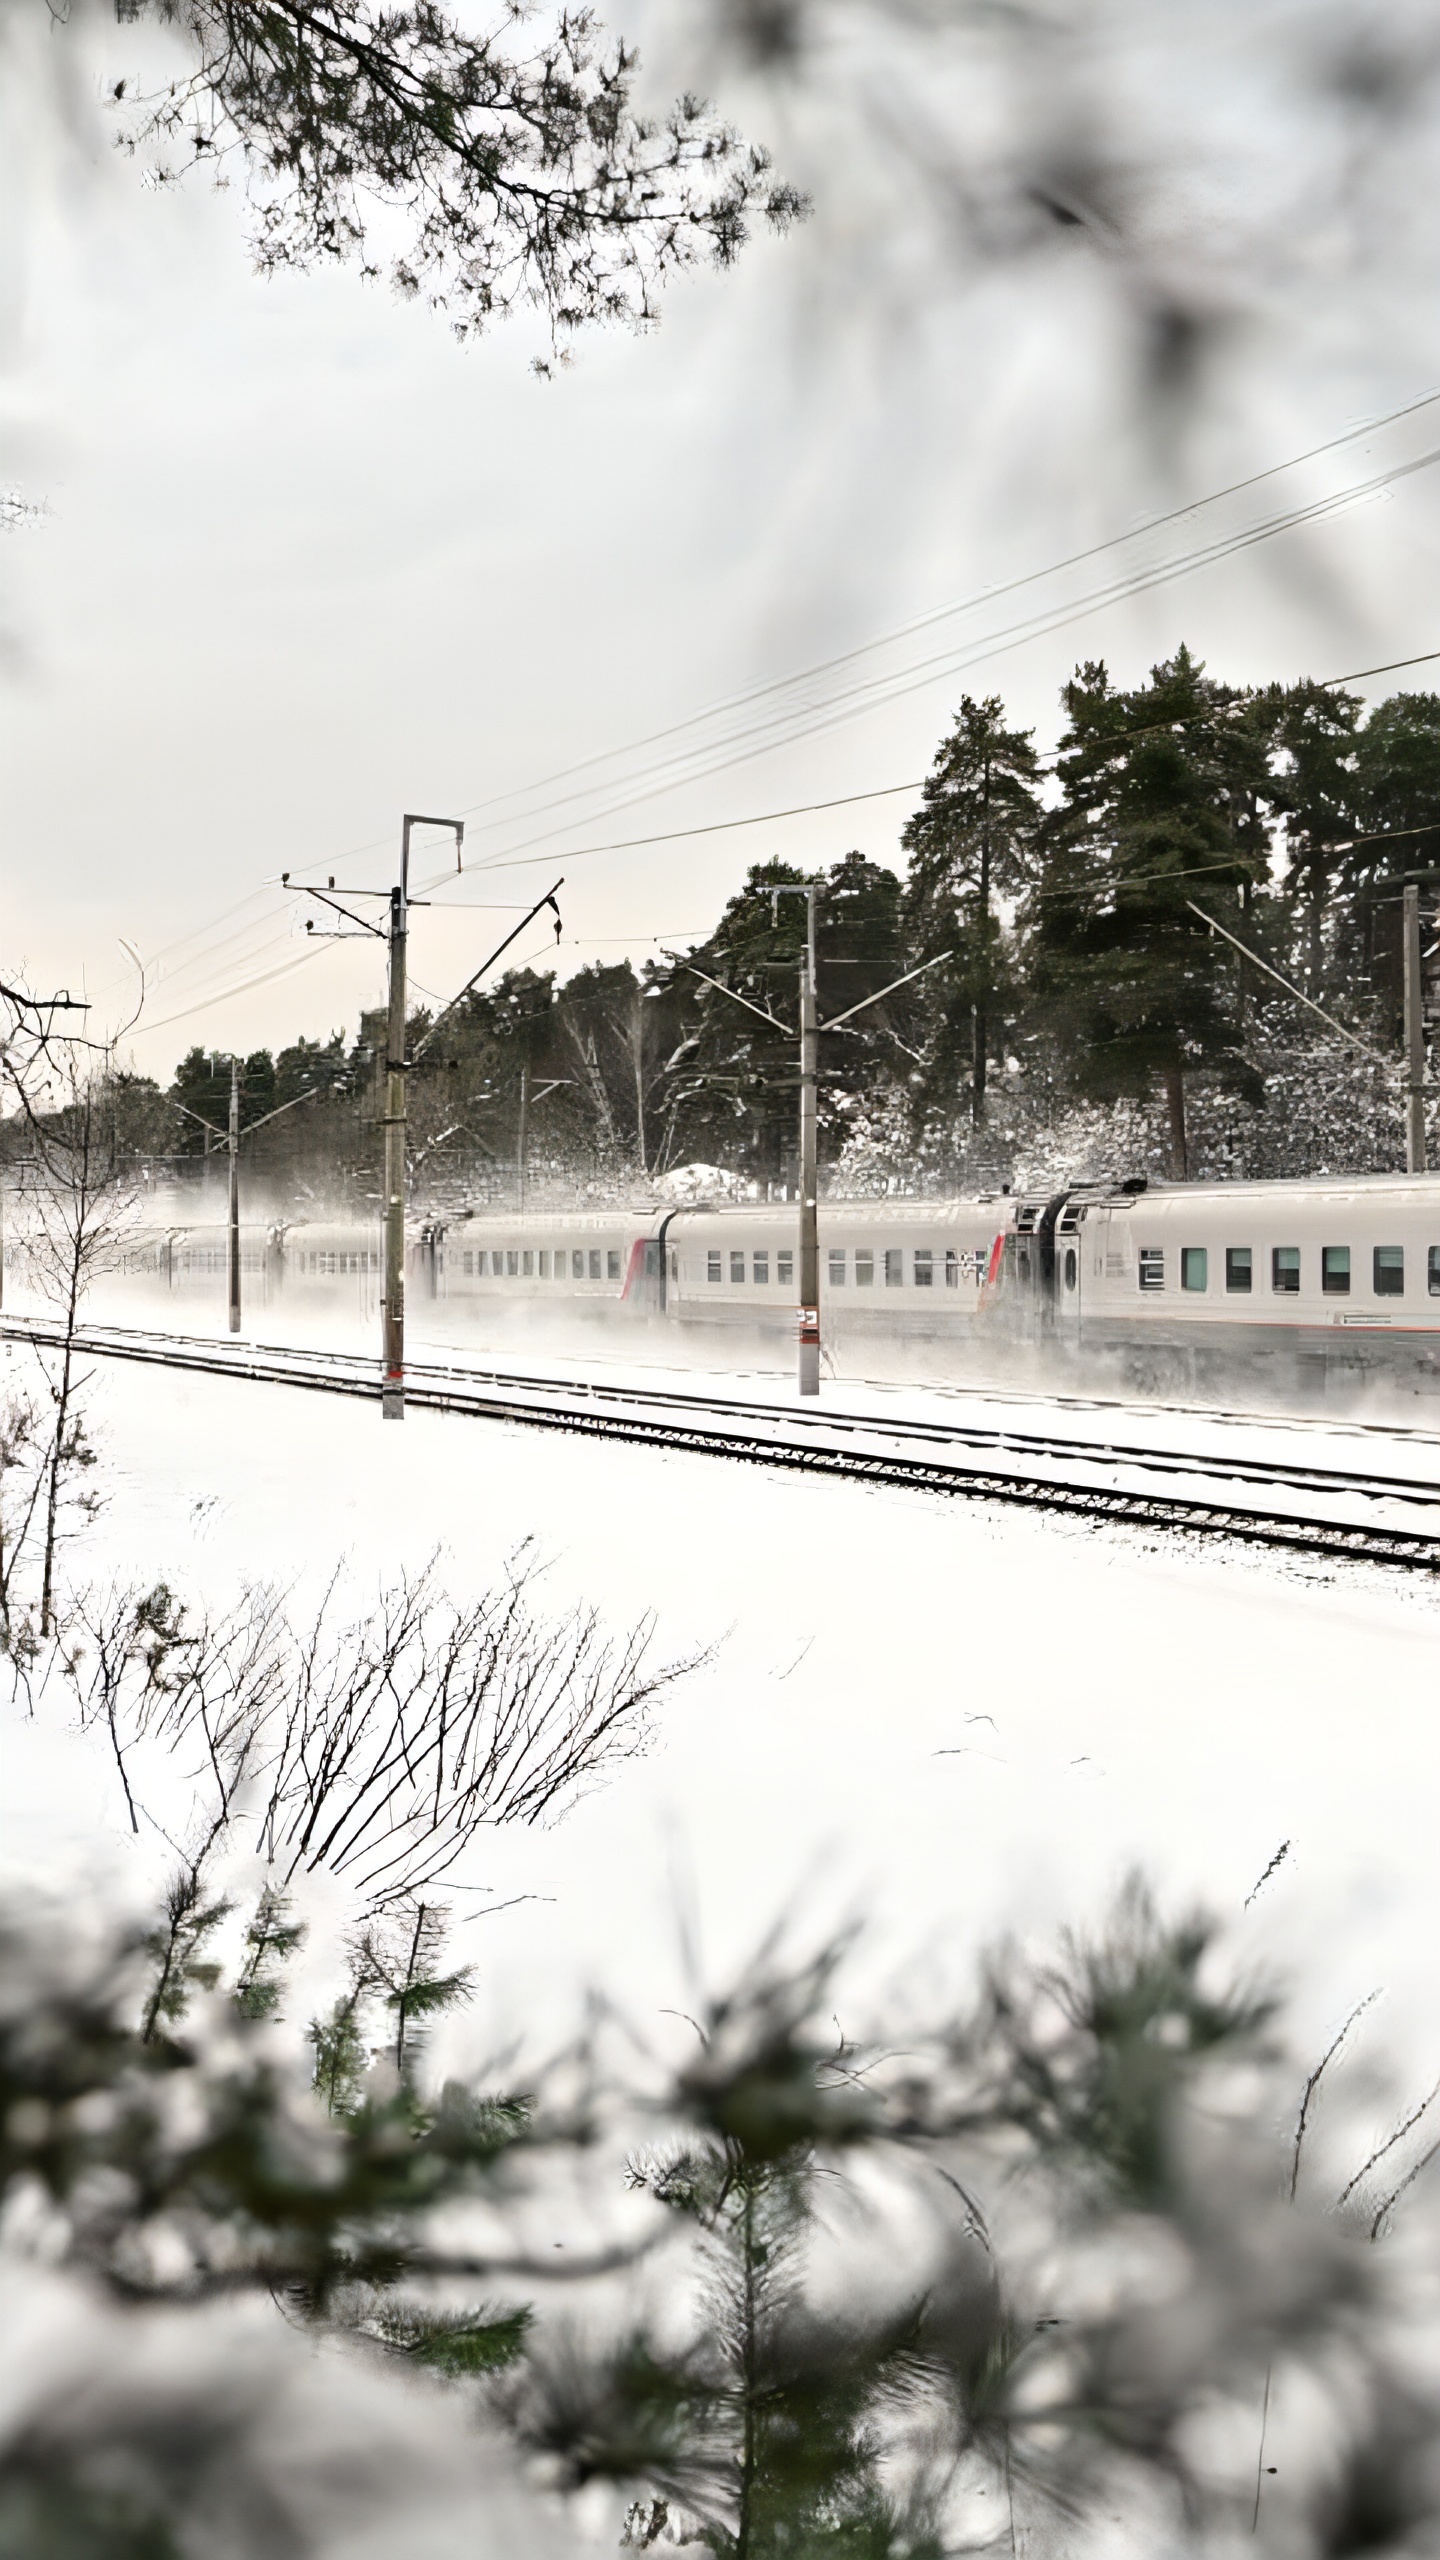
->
{"left": 102, "top": 652, "right": 1440, "bottom": 1197}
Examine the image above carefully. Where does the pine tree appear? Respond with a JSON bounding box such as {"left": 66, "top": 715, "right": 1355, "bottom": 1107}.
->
{"left": 1261, "top": 679, "right": 1362, "bottom": 994}
{"left": 233, "top": 1886, "right": 305, "bottom": 2024}
{"left": 1346, "top": 692, "right": 1440, "bottom": 1025}
{"left": 306, "top": 1902, "right": 535, "bottom": 2378}
{"left": 900, "top": 696, "right": 1042, "bottom": 1127}
{"left": 1027, "top": 650, "right": 1271, "bottom": 1175}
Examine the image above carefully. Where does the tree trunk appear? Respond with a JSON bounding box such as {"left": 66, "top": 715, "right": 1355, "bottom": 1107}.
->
{"left": 632, "top": 1022, "right": 647, "bottom": 1177}
{"left": 1306, "top": 864, "right": 1325, "bottom": 993}
{"left": 972, "top": 763, "right": 992, "bottom": 1128}
{"left": 42, "top": 1101, "right": 92, "bottom": 1636}
{"left": 1164, "top": 1065, "right": 1188, "bottom": 1181}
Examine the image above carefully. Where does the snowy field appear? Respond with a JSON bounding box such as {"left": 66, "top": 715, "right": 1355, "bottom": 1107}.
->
{"left": 5, "top": 1320, "right": 1439, "bottom": 2094}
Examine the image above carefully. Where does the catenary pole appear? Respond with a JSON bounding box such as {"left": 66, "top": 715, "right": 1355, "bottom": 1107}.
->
{"left": 672, "top": 914, "right": 950, "bottom": 1402}
{"left": 798, "top": 885, "right": 820, "bottom": 1396}
{"left": 174, "top": 1077, "right": 318, "bottom": 1333}
{"left": 227, "top": 1058, "right": 241, "bottom": 1334}
{"left": 1403, "top": 882, "right": 1429, "bottom": 1174}
{"left": 382, "top": 815, "right": 469, "bottom": 1419}
{"left": 381, "top": 839, "right": 413, "bottom": 1419}
{"left": 516, "top": 1062, "right": 529, "bottom": 1215}
{"left": 288, "top": 845, "right": 561, "bottom": 1421}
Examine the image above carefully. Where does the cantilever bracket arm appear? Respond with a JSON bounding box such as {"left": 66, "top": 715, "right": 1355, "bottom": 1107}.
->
{"left": 171, "top": 1086, "right": 321, "bottom": 1144}
{"left": 1184, "top": 902, "right": 1393, "bottom": 1069}
{"left": 672, "top": 961, "right": 794, "bottom": 1036}
{"left": 820, "top": 949, "right": 953, "bottom": 1032}
{"left": 294, "top": 888, "right": 387, "bottom": 940}
{"left": 240, "top": 1085, "right": 323, "bottom": 1136}
{"left": 410, "top": 878, "right": 564, "bottom": 1063}
{"left": 172, "top": 1099, "right": 226, "bottom": 1142}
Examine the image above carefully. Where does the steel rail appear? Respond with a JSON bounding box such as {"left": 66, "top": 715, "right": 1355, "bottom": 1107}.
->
{"left": 6, "top": 1315, "right": 1439, "bottom": 1574}
{"left": 16, "top": 1314, "right": 1438, "bottom": 1506}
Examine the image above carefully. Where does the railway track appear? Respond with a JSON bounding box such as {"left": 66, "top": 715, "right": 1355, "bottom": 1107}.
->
{"left": 6, "top": 1313, "right": 1440, "bottom": 1575}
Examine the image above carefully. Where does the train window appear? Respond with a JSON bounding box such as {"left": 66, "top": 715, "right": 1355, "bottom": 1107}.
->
{"left": 1374, "top": 1245, "right": 1404, "bottom": 1296}
{"left": 828, "top": 1249, "right": 846, "bottom": 1285}
{"left": 463, "top": 1251, "right": 473, "bottom": 1276}
{"left": 884, "top": 1249, "right": 903, "bottom": 1286}
{"left": 506, "top": 1251, "right": 519, "bottom": 1277}
{"left": 1063, "top": 1247, "right": 1077, "bottom": 1290}
{"left": 914, "top": 1249, "right": 933, "bottom": 1286}
{"left": 607, "top": 1250, "right": 621, "bottom": 1280}
{"left": 707, "top": 1251, "right": 722, "bottom": 1282}
{"left": 1138, "top": 1248, "right": 1164, "bottom": 1290}
{"left": 522, "top": 1251, "right": 533, "bottom": 1277}
{"left": 1431, "top": 1246, "right": 1440, "bottom": 1296}
{"left": 755, "top": 1252, "right": 770, "bottom": 1284}
{"left": 588, "top": 1250, "right": 602, "bottom": 1280}
{"left": 1272, "top": 1247, "right": 1300, "bottom": 1294}
{"left": 855, "top": 1251, "right": 874, "bottom": 1286}
{"left": 1321, "top": 1246, "right": 1350, "bottom": 1294}
{"left": 537, "top": 1251, "right": 548, "bottom": 1278}
{"left": 671, "top": 1251, "right": 679, "bottom": 1280}
{"left": 730, "top": 1252, "right": 745, "bottom": 1284}
{"left": 945, "top": 1249, "right": 959, "bottom": 1286}
{"left": 1180, "top": 1247, "right": 1208, "bottom": 1291}
{"left": 1225, "top": 1247, "right": 1252, "bottom": 1293}
{"left": 777, "top": 1250, "right": 794, "bottom": 1286}
{"left": 572, "top": 1250, "right": 585, "bottom": 1279}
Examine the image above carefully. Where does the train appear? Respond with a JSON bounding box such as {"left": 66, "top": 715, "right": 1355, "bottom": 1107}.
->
{"left": 81, "top": 1169, "right": 1440, "bottom": 1404}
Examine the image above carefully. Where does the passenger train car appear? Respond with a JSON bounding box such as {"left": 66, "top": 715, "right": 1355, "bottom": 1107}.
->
{"left": 76, "top": 1172, "right": 1440, "bottom": 1400}
{"left": 1012, "top": 1173, "right": 1440, "bottom": 1398}
{"left": 432, "top": 1177, "right": 1440, "bottom": 1396}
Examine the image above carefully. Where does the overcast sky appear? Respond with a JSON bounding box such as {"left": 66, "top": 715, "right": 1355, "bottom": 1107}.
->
{"left": 3, "top": 0, "right": 1439, "bottom": 1083}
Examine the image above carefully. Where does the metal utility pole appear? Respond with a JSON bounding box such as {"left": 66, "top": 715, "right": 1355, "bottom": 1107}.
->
{"left": 1403, "top": 882, "right": 1429, "bottom": 1174}
{"left": 675, "top": 896, "right": 950, "bottom": 1400}
{"left": 174, "top": 1071, "right": 319, "bottom": 1334}
{"left": 227, "top": 1058, "right": 242, "bottom": 1334}
{"left": 381, "top": 862, "right": 412, "bottom": 1419}
{"left": 797, "top": 886, "right": 820, "bottom": 1396}
{"left": 516, "top": 1062, "right": 529, "bottom": 1215}
{"left": 376, "top": 814, "right": 469, "bottom": 1418}
{"left": 291, "top": 838, "right": 563, "bottom": 1420}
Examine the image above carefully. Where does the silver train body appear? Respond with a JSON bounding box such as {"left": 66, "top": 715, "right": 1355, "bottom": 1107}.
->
{"left": 94, "top": 1172, "right": 1440, "bottom": 1398}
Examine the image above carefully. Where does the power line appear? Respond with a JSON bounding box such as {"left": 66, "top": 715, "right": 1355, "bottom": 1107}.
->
{"left": 112, "top": 402, "right": 1440, "bottom": 1016}
{"left": 467, "top": 648, "right": 1440, "bottom": 868}
{"left": 122, "top": 632, "right": 1440, "bottom": 1043}
{"left": 281, "top": 385, "right": 1440, "bottom": 879}
{"left": 114, "top": 419, "right": 1440, "bottom": 1039}
{"left": 464, "top": 455, "right": 1440, "bottom": 875}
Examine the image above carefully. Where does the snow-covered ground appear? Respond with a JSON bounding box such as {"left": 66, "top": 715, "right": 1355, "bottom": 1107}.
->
{"left": 4, "top": 1312, "right": 1439, "bottom": 2099}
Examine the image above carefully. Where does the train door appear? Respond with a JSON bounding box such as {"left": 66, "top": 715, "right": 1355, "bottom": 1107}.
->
{"left": 1006, "top": 1194, "right": 1066, "bottom": 1335}
{"left": 1052, "top": 1195, "right": 1086, "bottom": 1346}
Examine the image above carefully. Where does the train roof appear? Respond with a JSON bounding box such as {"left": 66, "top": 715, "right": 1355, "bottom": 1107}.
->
{"left": 1083, "top": 1173, "right": 1440, "bottom": 1210}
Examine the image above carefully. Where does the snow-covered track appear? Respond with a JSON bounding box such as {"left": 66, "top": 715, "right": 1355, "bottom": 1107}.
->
{"left": 7, "top": 1315, "right": 1440, "bottom": 1575}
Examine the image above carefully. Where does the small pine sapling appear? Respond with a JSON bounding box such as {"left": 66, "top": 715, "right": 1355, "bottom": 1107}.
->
{"left": 233, "top": 1886, "right": 306, "bottom": 2024}
{"left": 140, "top": 1864, "right": 234, "bottom": 2046}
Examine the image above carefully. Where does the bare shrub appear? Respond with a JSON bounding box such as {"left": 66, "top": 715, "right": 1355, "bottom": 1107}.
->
{"left": 52, "top": 1549, "right": 695, "bottom": 1906}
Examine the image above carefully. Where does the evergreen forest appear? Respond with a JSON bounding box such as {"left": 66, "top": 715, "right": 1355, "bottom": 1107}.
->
{"left": 98, "top": 658, "right": 1440, "bottom": 1201}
